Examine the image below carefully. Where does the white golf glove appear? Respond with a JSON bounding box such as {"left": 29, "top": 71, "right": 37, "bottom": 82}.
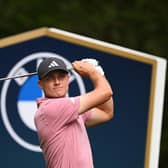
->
{"left": 81, "top": 58, "right": 104, "bottom": 76}
{"left": 81, "top": 58, "right": 98, "bottom": 67}
{"left": 95, "top": 65, "right": 104, "bottom": 76}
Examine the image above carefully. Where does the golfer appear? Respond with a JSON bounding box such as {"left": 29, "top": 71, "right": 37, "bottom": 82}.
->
{"left": 34, "top": 57, "right": 114, "bottom": 168}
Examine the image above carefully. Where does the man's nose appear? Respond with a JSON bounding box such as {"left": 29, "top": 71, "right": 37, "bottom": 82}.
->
{"left": 54, "top": 77, "right": 60, "bottom": 84}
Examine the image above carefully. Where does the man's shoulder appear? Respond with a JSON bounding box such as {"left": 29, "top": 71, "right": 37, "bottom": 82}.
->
{"left": 36, "top": 96, "right": 80, "bottom": 108}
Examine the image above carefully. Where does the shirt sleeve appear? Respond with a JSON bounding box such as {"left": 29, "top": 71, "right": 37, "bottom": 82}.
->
{"left": 43, "top": 97, "right": 80, "bottom": 129}
{"left": 81, "top": 110, "right": 92, "bottom": 123}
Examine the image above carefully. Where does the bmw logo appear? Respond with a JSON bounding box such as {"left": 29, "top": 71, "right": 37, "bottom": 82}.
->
{"left": 1, "top": 52, "right": 86, "bottom": 152}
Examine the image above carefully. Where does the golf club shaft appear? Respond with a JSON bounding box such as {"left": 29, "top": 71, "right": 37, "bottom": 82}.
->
{"left": 0, "top": 67, "right": 73, "bottom": 81}
{"left": 0, "top": 58, "right": 98, "bottom": 81}
{"left": 0, "top": 72, "right": 38, "bottom": 81}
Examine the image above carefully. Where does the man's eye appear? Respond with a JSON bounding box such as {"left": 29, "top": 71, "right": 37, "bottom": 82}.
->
{"left": 58, "top": 73, "right": 66, "bottom": 78}
{"left": 45, "top": 76, "right": 52, "bottom": 80}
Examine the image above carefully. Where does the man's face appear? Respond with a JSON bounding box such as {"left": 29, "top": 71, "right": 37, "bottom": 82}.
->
{"left": 38, "top": 70, "right": 69, "bottom": 98}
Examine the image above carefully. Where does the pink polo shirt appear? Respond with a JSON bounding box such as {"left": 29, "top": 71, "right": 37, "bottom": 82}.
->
{"left": 34, "top": 97, "right": 94, "bottom": 168}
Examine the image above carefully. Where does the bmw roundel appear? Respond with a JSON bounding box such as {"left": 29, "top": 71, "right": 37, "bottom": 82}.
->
{"left": 0, "top": 52, "right": 86, "bottom": 152}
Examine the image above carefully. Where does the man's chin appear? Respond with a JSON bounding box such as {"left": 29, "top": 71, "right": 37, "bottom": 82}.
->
{"left": 47, "top": 94, "right": 65, "bottom": 98}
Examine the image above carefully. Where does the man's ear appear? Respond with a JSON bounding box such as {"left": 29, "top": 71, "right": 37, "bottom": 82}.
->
{"left": 67, "top": 74, "right": 70, "bottom": 83}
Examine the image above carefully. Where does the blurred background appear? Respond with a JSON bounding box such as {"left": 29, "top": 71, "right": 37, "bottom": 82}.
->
{"left": 0, "top": 0, "right": 167, "bottom": 167}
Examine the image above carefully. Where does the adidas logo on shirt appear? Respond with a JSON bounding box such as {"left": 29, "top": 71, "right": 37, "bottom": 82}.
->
{"left": 48, "top": 61, "right": 59, "bottom": 68}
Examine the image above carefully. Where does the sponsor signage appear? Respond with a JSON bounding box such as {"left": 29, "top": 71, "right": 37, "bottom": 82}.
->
{"left": 0, "top": 27, "right": 166, "bottom": 168}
